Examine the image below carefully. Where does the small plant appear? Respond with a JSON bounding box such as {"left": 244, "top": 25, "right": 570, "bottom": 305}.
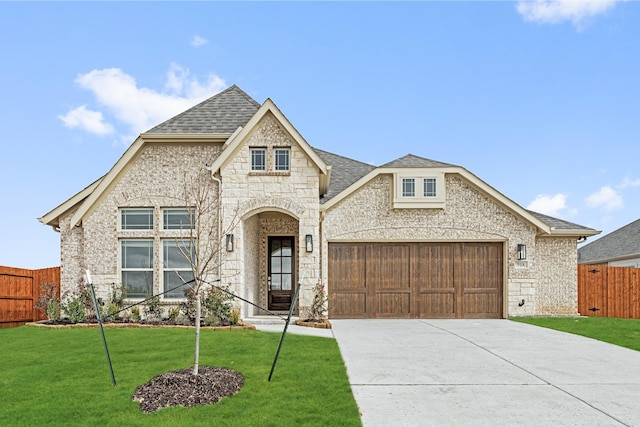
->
{"left": 75, "top": 279, "right": 95, "bottom": 319}
{"left": 202, "top": 285, "right": 233, "bottom": 326}
{"left": 130, "top": 306, "right": 141, "bottom": 322}
{"left": 308, "top": 282, "right": 327, "bottom": 321}
{"left": 168, "top": 306, "right": 180, "bottom": 321}
{"left": 180, "top": 287, "right": 197, "bottom": 322}
{"left": 143, "top": 294, "right": 163, "bottom": 320}
{"left": 62, "top": 294, "right": 87, "bottom": 324}
{"left": 229, "top": 309, "right": 240, "bottom": 325}
{"left": 35, "top": 283, "right": 61, "bottom": 322}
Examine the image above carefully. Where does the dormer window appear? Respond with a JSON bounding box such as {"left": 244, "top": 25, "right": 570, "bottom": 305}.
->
{"left": 393, "top": 172, "right": 445, "bottom": 208}
{"left": 423, "top": 178, "right": 437, "bottom": 197}
{"left": 402, "top": 178, "right": 415, "bottom": 197}
{"left": 251, "top": 148, "right": 266, "bottom": 171}
{"left": 274, "top": 148, "right": 290, "bottom": 171}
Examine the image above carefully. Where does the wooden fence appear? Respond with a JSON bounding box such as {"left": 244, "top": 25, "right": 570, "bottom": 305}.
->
{"left": 0, "top": 266, "right": 60, "bottom": 328}
{"left": 578, "top": 264, "right": 640, "bottom": 319}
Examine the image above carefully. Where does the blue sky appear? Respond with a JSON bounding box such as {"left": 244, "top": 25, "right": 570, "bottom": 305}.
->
{"left": 1, "top": 1, "right": 639, "bottom": 269}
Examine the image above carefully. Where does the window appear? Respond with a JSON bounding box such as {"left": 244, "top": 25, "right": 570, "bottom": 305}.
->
{"left": 393, "top": 172, "right": 445, "bottom": 209}
{"left": 121, "top": 209, "right": 153, "bottom": 230}
{"left": 121, "top": 240, "right": 153, "bottom": 298}
{"left": 251, "top": 148, "right": 266, "bottom": 171}
{"left": 423, "top": 178, "right": 437, "bottom": 197}
{"left": 163, "top": 208, "right": 195, "bottom": 230}
{"left": 402, "top": 178, "right": 415, "bottom": 197}
{"left": 274, "top": 148, "right": 290, "bottom": 171}
{"left": 163, "top": 240, "right": 195, "bottom": 299}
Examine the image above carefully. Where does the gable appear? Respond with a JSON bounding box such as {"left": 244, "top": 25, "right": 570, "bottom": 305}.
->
{"left": 320, "top": 160, "right": 599, "bottom": 238}
{"left": 207, "top": 98, "right": 328, "bottom": 193}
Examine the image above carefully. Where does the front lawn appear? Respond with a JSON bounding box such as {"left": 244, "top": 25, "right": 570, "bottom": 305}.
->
{"left": 0, "top": 326, "right": 361, "bottom": 426}
{"left": 512, "top": 316, "right": 640, "bottom": 352}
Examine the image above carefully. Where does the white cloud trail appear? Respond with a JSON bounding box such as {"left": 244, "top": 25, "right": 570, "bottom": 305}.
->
{"left": 585, "top": 186, "right": 623, "bottom": 211}
{"left": 527, "top": 193, "right": 568, "bottom": 216}
{"left": 516, "top": 0, "right": 622, "bottom": 26}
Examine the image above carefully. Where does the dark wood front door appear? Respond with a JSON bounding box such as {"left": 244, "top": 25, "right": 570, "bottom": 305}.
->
{"left": 268, "top": 236, "right": 295, "bottom": 311}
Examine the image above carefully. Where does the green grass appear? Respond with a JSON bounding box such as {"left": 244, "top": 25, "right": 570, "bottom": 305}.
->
{"left": 512, "top": 316, "right": 640, "bottom": 352}
{"left": 0, "top": 326, "right": 361, "bottom": 427}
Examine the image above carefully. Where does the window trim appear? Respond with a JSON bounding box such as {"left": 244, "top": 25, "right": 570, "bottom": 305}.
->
{"left": 250, "top": 147, "right": 267, "bottom": 171}
{"left": 393, "top": 171, "right": 446, "bottom": 209}
{"left": 162, "top": 208, "right": 195, "bottom": 230}
{"left": 120, "top": 208, "right": 154, "bottom": 230}
{"left": 120, "top": 239, "right": 154, "bottom": 298}
{"left": 274, "top": 147, "right": 290, "bottom": 172}
{"left": 162, "top": 239, "right": 195, "bottom": 299}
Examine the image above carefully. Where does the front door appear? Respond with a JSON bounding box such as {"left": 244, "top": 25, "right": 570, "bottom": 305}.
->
{"left": 268, "top": 236, "right": 295, "bottom": 311}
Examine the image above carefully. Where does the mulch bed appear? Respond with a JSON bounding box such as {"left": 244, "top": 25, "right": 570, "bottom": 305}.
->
{"left": 132, "top": 366, "right": 244, "bottom": 413}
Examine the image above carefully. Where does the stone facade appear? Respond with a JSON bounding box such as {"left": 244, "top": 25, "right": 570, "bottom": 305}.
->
{"left": 52, "top": 106, "right": 582, "bottom": 320}
{"left": 218, "top": 113, "right": 321, "bottom": 318}
{"left": 61, "top": 143, "right": 223, "bottom": 304}
{"left": 322, "top": 173, "right": 577, "bottom": 317}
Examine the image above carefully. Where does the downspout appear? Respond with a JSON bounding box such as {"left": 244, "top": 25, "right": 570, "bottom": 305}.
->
{"left": 209, "top": 172, "right": 223, "bottom": 276}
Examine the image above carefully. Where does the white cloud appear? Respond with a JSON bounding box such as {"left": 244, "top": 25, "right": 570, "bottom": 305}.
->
{"left": 617, "top": 176, "right": 640, "bottom": 189}
{"left": 585, "top": 186, "right": 623, "bottom": 211}
{"left": 516, "top": 0, "right": 621, "bottom": 26}
{"left": 527, "top": 193, "right": 568, "bottom": 216}
{"left": 190, "top": 35, "right": 208, "bottom": 47}
{"left": 60, "top": 65, "right": 226, "bottom": 139}
{"left": 57, "top": 105, "right": 114, "bottom": 136}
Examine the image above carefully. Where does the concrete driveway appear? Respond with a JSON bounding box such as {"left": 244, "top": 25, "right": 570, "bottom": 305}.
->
{"left": 331, "top": 319, "right": 640, "bottom": 427}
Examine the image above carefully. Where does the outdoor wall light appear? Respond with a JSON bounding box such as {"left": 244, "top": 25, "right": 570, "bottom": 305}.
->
{"left": 226, "top": 234, "right": 234, "bottom": 252}
{"left": 305, "top": 234, "right": 313, "bottom": 253}
{"left": 516, "top": 244, "right": 527, "bottom": 260}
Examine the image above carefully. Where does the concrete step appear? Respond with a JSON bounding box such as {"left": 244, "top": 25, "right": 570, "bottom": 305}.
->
{"left": 243, "top": 316, "right": 298, "bottom": 325}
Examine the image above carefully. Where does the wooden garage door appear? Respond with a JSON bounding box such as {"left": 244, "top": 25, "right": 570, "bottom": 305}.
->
{"left": 328, "top": 242, "right": 503, "bottom": 319}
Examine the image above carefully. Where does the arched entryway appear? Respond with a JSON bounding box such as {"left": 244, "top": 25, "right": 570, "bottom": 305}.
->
{"left": 242, "top": 210, "right": 300, "bottom": 316}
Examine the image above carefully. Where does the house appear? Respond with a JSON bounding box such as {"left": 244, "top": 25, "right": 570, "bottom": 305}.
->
{"left": 578, "top": 218, "right": 640, "bottom": 268}
{"left": 40, "top": 85, "right": 600, "bottom": 319}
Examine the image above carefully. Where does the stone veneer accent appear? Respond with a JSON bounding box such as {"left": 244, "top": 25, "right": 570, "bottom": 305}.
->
{"left": 60, "top": 143, "right": 223, "bottom": 305}
{"left": 322, "top": 173, "right": 577, "bottom": 317}
{"left": 56, "top": 114, "right": 578, "bottom": 319}
{"left": 218, "top": 113, "right": 321, "bottom": 319}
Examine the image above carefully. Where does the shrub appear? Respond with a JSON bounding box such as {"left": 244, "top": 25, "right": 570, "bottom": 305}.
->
{"left": 35, "top": 283, "right": 61, "bottom": 322}
{"left": 75, "top": 279, "right": 95, "bottom": 319}
{"left": 143, "top": 294, "right": 163, "bottom": 320}
{"left": 180, "top": 287, "right": 197, "bottom": 321}
{"left": 202, "top": 286, "right": 233, "bottom": 326}
{"left": 167, "top": 306, "right": 180, "bottom": 321}
{"left": 130, "top": 306, "right": 141, "bottom": 322}
{"left": 229, "top": 309, "right": 240, "bottom": 325}
{"left": 62, "top": 295, "right": 86, "bottom": 324}
{"left": 308, "top": 282, "right": 327, "bottom": 321}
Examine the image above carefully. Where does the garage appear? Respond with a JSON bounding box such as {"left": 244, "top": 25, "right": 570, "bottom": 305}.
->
{"left": 328, "top": 242, "right": 503, "bottom": 319}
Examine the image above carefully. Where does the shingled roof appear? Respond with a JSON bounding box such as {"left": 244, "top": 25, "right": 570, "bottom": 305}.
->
{"left": 314, "top": 148, "right": 376, "bottom": 203}
{"left": 528, "top": 211, "right": 598, "bottom": 232}
{"left": 146, "top": 85, "right": 261, "bottom": 134}
{"left": 380, "top": 153, "right": 456, "bottom": 168}
{"left": 578, "top": 218, "right": 640, "bottom": 263}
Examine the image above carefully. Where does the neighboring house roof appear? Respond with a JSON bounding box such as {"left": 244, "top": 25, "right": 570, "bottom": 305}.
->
{"left": 578, "top": 218, "right": 640, "bottom": 264}
{"left": 147, "top": 85, "right": 260, "bottom": 134}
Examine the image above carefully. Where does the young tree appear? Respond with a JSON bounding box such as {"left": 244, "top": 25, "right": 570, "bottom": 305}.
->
{"left": 169, "top": 168, "right": 238, "bottom": 375}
